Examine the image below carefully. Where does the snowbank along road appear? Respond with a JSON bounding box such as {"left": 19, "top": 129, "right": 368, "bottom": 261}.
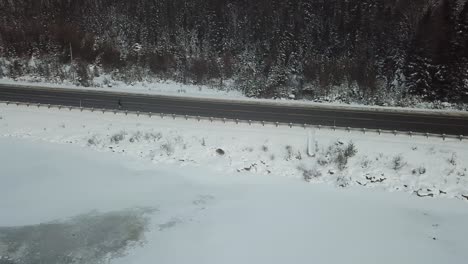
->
{"left": 1, "top": 84, "right": 468, "bottom": 135}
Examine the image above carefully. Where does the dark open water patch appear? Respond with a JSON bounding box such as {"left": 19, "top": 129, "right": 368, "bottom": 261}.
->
{"left": 0, "top": 208, "right": 156, "bottom": 264}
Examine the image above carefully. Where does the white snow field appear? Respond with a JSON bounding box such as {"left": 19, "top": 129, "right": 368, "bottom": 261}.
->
{"left": 0, "top": 104, "right": 467, "bottom": 200}
{"left": 1, "top": 135, "right": 468, "bottom": 264}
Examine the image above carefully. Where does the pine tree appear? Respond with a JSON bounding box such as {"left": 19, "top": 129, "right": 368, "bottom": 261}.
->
{"left": 456, "top": 1, "right": 468, "bottom": 102}
{"left": 0, "top": 0, "right": 466, "bottom": 103}
{"left": 405, "top": 7, "right": 435, "bottom": 99}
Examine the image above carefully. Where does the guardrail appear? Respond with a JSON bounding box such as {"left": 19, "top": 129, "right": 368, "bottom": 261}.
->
{"left": 1, "top": 100, "right": 466, "bottom": 141}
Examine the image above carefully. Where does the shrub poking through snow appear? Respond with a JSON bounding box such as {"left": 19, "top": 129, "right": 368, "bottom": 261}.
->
{"left": 392, "top": 155, "right": 406, "bottom": 170}
{"left": 103, "top": 77, "right": 111, "bottom": 87}
{"left": 110, "top": 131, "right": 126, "bottom": 144}
{"left": 295, "top": 151, "right": 303, "bottom": 160}
{"left": 160, "top": 142, "right": 174, "bottom": 156}
{"left": 129, "top": 131, "right": 143, "bottom": 143}
{"left": 335, "top": 152, "right": 348, "bottom": 171}
{"left": 144, "top": 132, "right": 162, "bottom": 142}
{"left": 411, "top": 166, "right": 426, "bottom": 175}
{"left": 448, "top": 153, "right": 457, "bottom": 166}
{"left": 87, "top": 135, "right": 100, "bottom": 146}
{"left": 361, "top": 157, "right": 371, "bottom": 169}
{"left": 261, "top": 145, "right": 268, "bottom": 152}
{"left": 344, "top": 141, "right": 357, "bottom": 158}
{"left": 298, "top": 165, "right": 322, "bottom": 182}
{"left": 285, "top": 145, "right": 293, "bottom": 160}
{"left": 320, "top": 140, "right": 358, "bottom": 171}
{"left": 418, "top": 166, "right": 427, "bottom": 175}
{"left": 336, "top": 175, "right": 350, "bottom": 188}
{"left": 317, "top": 156, "right": 328, "bottom": 166}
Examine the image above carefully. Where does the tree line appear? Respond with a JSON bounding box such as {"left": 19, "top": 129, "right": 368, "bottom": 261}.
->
{"left": 0, "top": 0, "right": 467, "bottom": 103}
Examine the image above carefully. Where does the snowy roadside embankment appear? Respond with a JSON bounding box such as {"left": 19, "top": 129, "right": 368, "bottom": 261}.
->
{"left": 0, "top": 77, "right": 245, "bottom": 99}
{"left": 1, "top": 137, "right": 468, "bottom": 264}
{"left": 0, "top": 104, "right": 467, "bottom": 200}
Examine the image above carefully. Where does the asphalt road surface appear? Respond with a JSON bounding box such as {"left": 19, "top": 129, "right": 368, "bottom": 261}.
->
{"left": 1, "top": 84, "right": 468, "bottom": 135}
